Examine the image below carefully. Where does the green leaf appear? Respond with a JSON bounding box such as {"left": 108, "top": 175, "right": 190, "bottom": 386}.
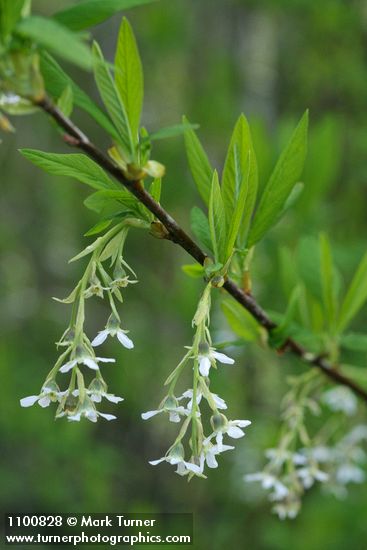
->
{"left": 57, "top": 85, "right": 73, "bottom": 118}
{"left": 40, "top": 53, "right": 120, "bottom": 141}
{"left": 341, "top": 333, "right": 367, "bottom": 352}
{"left": 146, "top": 123, "right": 199, "bottom": 142}
{"left": 84, "top": 189, "right": 138, "bottom": 213}
{"left": 248, "top": 110, "right": 309, "bottom": 247}
{"left": 221, "top": 114, "right": 258, "bottom": 245}
{"left": 115, "top": 17, "right": 143, "bottom": 140}
{"left": 190, "top": 207, "right": 213, "bottom": 253}
{"left": 99, "top": 231, "right": 125, "bottom": 263}
{"left": 53, "top": 0, "right": 157, "bottom": 32}
{"left": 225, "top": 151, "right": 250, "bottom": 258}
{"left": 182, "top": 264, "right": 205, "bottom": 278}
{"left": 319, "top": 233, "right": 337, "bottom": 328}
{"left": 0, "top": 0, "right": 24, "bottom": 39}
{"left": 337, "top": 252, "right": 367, "bottom": 333}
{"left": 20, "top": 149, "right": 119, "bottom": 191}
{"left": 84, "top": 219, "right": 113, "bottom": 236}
{"left": 92, "top": 41, "right": 134, "bottom": 159}
{"left": 271, "top": 286, "right": 301, "bottom": 346}
{"left": 222, "top": 299, "right": 260, "bottom": 342}
{"left": 183, "top": 116, "right": 213, "bottom": 205}
{"left": 208, "top": 170, "right": 227, "bottom": 263}
{"left": 16, "top": 16, "right": 92, "bottom": 70}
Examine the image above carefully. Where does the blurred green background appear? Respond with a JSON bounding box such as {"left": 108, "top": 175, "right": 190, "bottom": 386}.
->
{"left": 1, "top": 0, "right": 367, "bottom": 548}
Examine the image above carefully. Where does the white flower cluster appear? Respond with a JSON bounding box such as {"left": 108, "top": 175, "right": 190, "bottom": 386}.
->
{"left": 20, "top": 224, "right": 137, "bottom": 422}
{"left": 245, "top": 372, "right": 366, "bottom": 519}
{"left": 142, "top": 283, "right": 251, "bottom": 478}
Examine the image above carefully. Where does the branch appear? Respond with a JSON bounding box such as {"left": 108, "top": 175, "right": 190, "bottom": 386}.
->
{"left": 35, "top": 95, "right": 367, "bottom": 403}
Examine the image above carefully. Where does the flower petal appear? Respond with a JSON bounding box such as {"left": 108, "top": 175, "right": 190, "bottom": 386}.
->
{"left": 227, "top": 426, "right": 245, "bottom": 439}
{"left": 206, "top": 452, "right": 218, "bottom": 469}
{"left": 59, "top": 359, "right": 77, "bottom": 373}
{"left": 83, "top": 357, "right": 100, "bottom": 370}
{"left": 96, "top": 357, "right": 116, "bottom": 363}
{"left": 199, "top": 356, "right": 211, "bottom": 377}
{"left": 149, "top": 458, "right": 166, "bottom": 466}
{"left": 212, "top": 393, "right": 227, "bottom": 410}
{"left": 232, "top": 420, "right": 251, "bottom": 428}
{"left": 20, "top": 395, "right": 39, "bottom": 408}
{"left": 104, "top": 393, "right": 124, "bottom": 403}
{"left": 212, "top": 351, "right": 235, "bottom": 365}
{"left": 184, "top": 461, "right": 202, "bottom": 474}
{"left": 141, "top": 409, "right": 162, "bottom": 420}
{"left": 91, "top": 330, "right": 109, "bottom": 347}
{"left": 98, "top": 413, "right": 117, "bottom": 421}
{"left": 38, "top": 397, "right": 51, "bottom": 408}
{"left": 169, "top": 412, "right": 181, "bottom": 423}
{"left": 117, "top": 330, "right": 134, "bottom": 349}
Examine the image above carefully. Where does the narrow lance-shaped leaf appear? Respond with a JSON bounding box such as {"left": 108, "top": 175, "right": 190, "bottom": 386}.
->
{"left": 0, "top": 0, "right": 25, "bottom": 40}
{"left": 115, "top": 17, "right": 143, "bottom": 140}
{"left": 57, "top": 86, "right": 73, "bottom": 118}
{"left": 92, "top": 42, "right": 134, "bottom": 160}
{"left": 83, "top": 189, "right": 139, "bottom": 213}
{"left": 183, "top": 116, "right": 213, "bottom": 205}
{"left": 146, "top": 123, "right": 199, "bottom": 142}
{"left": 337, "top": 252, "right": 367, "bottom": 333}
{"left": 20, "top": 150, "right": 119, "bottom": 191}
{"left": 40, "top": 53, "right": 120, "bottom": 141}
{"left": 248, "top": 110, "right": 309, "bottom": 247}
{"left": 53, "top": 0, "right": 158, "bottom": 32}
{"left": 208, "top": 170, "right": 227, "bottom": 263}
{"left": 190, "top": 207, "right": 213, "bottom": 253}
{"left": 221, "top": 114, "right": 258, "bottom": 247}
{"left": 16, "top": 16, "right": 92, "bottom": 70}
{"left": 221, "top": 300, "right": 261, "bottom": 342}
{"left": 225, "top": 151, "right": 250, "bottom": 259}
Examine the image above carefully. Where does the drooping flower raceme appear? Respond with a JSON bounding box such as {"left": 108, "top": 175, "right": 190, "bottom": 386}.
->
{"left": 245, "top": 372, "right": 366, "bottom": 519}
{"left": 20, "top": 222, "right": 140, "bottom": 422}
{"left": 142, "top": 281, "right": 251, "bottom": 478}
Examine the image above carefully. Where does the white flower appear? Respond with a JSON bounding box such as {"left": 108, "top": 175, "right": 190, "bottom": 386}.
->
{"left": 209, "top": 414, "right": 251, "bottom": 450}
{"left": 322, "top": 386, "right": 358, "bottom": 416}
{"left": 73, "top": 383, "right": 124, "bottom": 405}
{"left": 272, "top": 499, "right": 301, "bottom": 520}
{"left": 92, "top": 314, "right": 134, "bottom": 349}
{"left": 343, "top": 425, "right": 367, "bottom": 446}
{"left": 245, "top": 472, "right": 289, "bottom": 501}
{"left": 199, "top": 442, "right": 234, "bottom": 471}
{"left": 149, "top": 443, "right": 202, "bottom": 476}
{"left": 142, "top": 396, "right": 187, "bottom": 423}
{"left": 59, "top": 346, "right": 115, "bottom": 373}
{"left": 178, "top": 389, "right": 227, "bottom": 411}
{"left": 84, "top": 276, "right": 109, "bottom": 299}
{"left": 65, "top": 397, "right": 116, "bottom": 423}
{"left": 297, "top": 465, "right": 329, "bottom": 489}
{"left": 111, "top": 275, "right": 138, "bottom": 290}
{"left": 20, "top": 381, "right": 67, "bottom": 408}
{"left": 197, "top": 342, "right": 234, "bottom": 377}
{"left": 336, "top": 464, "right": 365, "bottom": 485}
{"left": 265, "top": 448, "right": 307, "bottom": 467}
{"left": 302, "top": 445, "right": 335, "bottom": 464}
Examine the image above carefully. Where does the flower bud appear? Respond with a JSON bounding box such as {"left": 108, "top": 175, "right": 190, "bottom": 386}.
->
{"left": 211, "top": 275, "right": 225, "bottom": 288}
{"left": 168, "top": 442, "right": 185, "bottom": 461}
{"left": 210, "top": 413, "right": 227, "bottom": 432}
{"left": 198, "top": 341, "right": 210, "bottom": 355}
{"left": 164, "top": 396, "right": 179, "bottom": 410}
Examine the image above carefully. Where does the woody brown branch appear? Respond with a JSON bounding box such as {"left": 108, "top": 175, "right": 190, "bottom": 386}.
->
{"left": 35, "top": 95, "right": 367, "bottom": 404}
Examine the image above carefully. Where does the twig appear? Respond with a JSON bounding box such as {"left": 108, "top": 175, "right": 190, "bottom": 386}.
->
{"left": 35, "top": 95, "right": 367, "bottom": 403}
